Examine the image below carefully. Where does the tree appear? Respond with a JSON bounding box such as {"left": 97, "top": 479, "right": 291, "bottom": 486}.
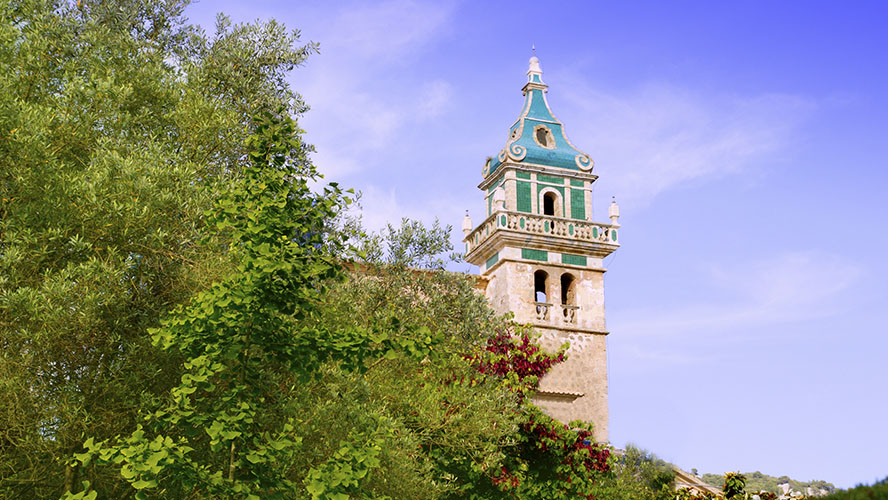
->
{"left": 313, "top": 217, "right": 619, "bottom": 499}
{"left": 68, "top": 111, "right": 439, "bottom": 499}
{"left": 251, "top": 214, "right": 614, "bottom": 499}
{"left": 352, "top": 217, "right": 460, "bottom": 269}
{"left": 819, "top": 477, "right": 888, "bottom": 500}
{"left": 0, "top": 1, "right": 319, "bottom": 496}
{"left": 295, "top": 218, "right": 523, "bottom": 498}
{"left": 586, "top": 445, "right": 675, "bottom": 500}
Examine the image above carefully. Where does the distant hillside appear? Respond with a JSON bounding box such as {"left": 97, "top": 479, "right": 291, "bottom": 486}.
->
{"left": 818, "top": 477, "right": 888, "bottom": 499}
{"left": 701, "top": 471, "right": 835, "bottom": 496}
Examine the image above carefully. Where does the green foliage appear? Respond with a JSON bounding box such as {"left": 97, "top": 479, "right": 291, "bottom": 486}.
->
{"left": 723, "top": 472, "right": 746, "bottom": 498}
{"left": 702, "top": 474, "right": 726, "bottom": 488}
{"left": 497, "top": 408, "right": 611, "bottom": 499}
{"left": 819, "top": 477, "right": 888, "bottom": 500}
{"left": 0, "top": 1, "right": 322, "bottom": 496}
{"left": 673, "top": 470, "right": 820, "bottom": 500}
{"left": 346, "top": 215, "right": 459, "bottom": 269}
{"left": 292, "top": 228, "right": 521, "bottom": 498}
{"left": 589, "top": 445, "right": 675, "bottom": 500}
{"left": 701, "top": 471, "right": 835, "bottom": 497}
{"left": 2, "top": 2, "right": 595, "bottom": 492}
{"left": 287, "top": 217, "right": 620, "bottom": 500}
{"left": 0, "top": 0, "right": 312, "bottom": 498}
{"left": 302, "top": 429, "right": 384, "bottom": 500}
{"left": 673, "top": 472, "right": 785, "bottom": 500}
{"left": 66, "top": 112, "right": 441, "bottom": 499}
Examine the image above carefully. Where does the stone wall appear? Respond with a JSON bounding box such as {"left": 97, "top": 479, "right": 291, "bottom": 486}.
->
{"left": 481, "top": 257, "right": 611, "bottom": 442}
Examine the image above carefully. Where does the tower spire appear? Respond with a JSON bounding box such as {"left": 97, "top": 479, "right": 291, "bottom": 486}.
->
{"left": 463, "top": 57, "right": 621, "bottom": 442}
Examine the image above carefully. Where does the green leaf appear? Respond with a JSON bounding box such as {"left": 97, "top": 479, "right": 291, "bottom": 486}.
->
{"left": 206, "top": 420, "right": 224, "bottom": 440}
{"left": 220, "top": 429, "right": 241, "bottom": 440}
{"left": 306, "top": 480, "right": 325, "bottom": 496}
{"left": 121, "top": 465, "right": 137, "bottom": 480}
{"left": 131, "top": 478, "right": 157, "bottom": 490}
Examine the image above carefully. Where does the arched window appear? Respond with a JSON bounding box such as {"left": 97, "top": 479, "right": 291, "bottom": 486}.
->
{"left": 561, "top": 273, "right": 576, "bottom": 305}
{"left": 534, "top": 270, "right": 548, "bottom": 303}
{"left": 543, "top": 192, "right": 557, "bottom": 216}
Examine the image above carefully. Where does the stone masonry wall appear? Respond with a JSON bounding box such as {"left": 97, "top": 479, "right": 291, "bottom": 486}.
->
{"left": 483, "top": 257, "right": 610, "bottom": 442}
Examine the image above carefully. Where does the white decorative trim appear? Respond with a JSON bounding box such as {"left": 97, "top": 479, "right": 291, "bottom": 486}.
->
{"left": 536, "top": 389, "right": 584, "bottom": 397}
{"left": 477, "top": 163, "right": 598, "bottom": 191}
{"left": 538, "top": 186, "right": 563, "bottom": 217}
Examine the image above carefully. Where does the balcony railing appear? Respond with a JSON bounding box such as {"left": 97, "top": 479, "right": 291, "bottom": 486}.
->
{"left": 534, "top": 303, "right": 579, "bottom": 326}
{"left": 561, "top": 305, "right": 578, "bottom": 324}
{"left": 535, "top": 302, "right": 551, "bottom": 321}
{"left": 466, "top": 210, "right": 618, "bottom": 255}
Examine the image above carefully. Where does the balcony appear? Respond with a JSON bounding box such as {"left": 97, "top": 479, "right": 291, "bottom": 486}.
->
{"left": 561, "top": 305, "right": 578, "bottom": 324}
{"left": 465, "top": 210, "right": 619, "bottom": 257}
{"left": 534, "top": 302, "right": 579, "bottom": 326}
{"left": 534, "top": 302, "right": 551, "bottom": 321}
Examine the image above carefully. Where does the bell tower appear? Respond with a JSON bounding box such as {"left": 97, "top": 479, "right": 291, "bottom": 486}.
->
{"left": 464, "top": 54, "right": 620, "bottom": 442}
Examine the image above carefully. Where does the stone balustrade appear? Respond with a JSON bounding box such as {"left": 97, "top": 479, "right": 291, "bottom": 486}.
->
{"left": 534, "top": 303, "right": 580, "bottom": 326}
{"left": 466, "top": 210, "right": 619, "bottom": 255}
{"left": 535, "top": 302, "right": 551, "bottom": 321}
{"left": 561, "top": 305, "right": 578, "bottom": 324}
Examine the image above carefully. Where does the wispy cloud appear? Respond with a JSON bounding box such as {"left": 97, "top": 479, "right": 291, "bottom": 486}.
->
{"left": 616, "top": 250, "right": 860, "bottom": 342}
{"left": 353, "top": 185, "right": 441, "bottom": 233}
{"left": 708, "top": 251, "right": 858, "bottom": 311}
{"left": 416, "top": 80, "right": 454, "bottom": 119}
{"left": 297, "top": 7, "right": 813, "bottom": 256}
{"left": 297, "top": 0, "right": 457, "bottom": 183}
{"left": 556, "top": 81, "right": 814, "bottom": 208}
{"left": 325, "top": 0, "right": 454, "bottom": 60}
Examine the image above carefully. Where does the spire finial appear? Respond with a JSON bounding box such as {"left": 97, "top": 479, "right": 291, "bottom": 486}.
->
{"left": 532, "top": 43, "right": 536, "bottom": 57}
{"left": 609, "top": 197, "right": 621, "bottom": 227}
{"left": 528, "top": 46, "right": 542, "bottom": 76}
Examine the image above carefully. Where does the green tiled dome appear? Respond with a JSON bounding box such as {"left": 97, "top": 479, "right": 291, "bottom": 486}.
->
{"left": 486, "top": 55, "right": 593, "bottom": 176}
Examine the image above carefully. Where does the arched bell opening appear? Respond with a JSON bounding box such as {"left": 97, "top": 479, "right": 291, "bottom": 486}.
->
{"left": 560, "top": 272, "right": 579, "bottom": 324}
{"left": 534, "top": 270, "right": 548, "bottom": 303}
{"left": 560, "top": 273, "right": 576, "bottom": 305}
{"left": 534, "top": 269, "right": 551, "bottom": 321}
{"left": 543, "top": 192, "right": 557, "bottom": 216}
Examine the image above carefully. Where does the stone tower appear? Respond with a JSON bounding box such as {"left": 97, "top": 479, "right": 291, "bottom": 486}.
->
{"left": 463, "top": 54, "right": 620, "bottom": 442}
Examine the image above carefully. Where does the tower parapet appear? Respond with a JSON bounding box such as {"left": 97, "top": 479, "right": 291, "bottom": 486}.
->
{"left": 465, "top": 54, "right": 620, "bottom": 442}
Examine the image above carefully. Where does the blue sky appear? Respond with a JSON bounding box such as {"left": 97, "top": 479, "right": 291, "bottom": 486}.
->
{"left": 186, "top": 1, "right": 888, "bottom": 489}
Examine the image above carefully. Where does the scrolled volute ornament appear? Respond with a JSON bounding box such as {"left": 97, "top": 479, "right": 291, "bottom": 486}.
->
{"left": 575, "top": 154, "right": 593, "bottom": 171}
{"left": 508, "top": 142, "right": 527, "bottom": 162}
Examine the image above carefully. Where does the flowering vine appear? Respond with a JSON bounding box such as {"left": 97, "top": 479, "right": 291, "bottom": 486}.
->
{"left": 464, "top": 326, "right": 613, "bottom": 499}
